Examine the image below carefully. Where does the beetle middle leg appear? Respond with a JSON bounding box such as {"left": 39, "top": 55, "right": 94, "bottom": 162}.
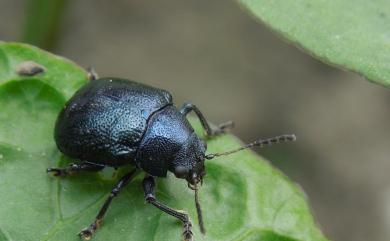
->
{"left": 179, "top": 102, "right": 234, "bottom": 137}
{"left": 79, "top": 168, "right": 140, "bottom": 240}
{"left": 143, "top": 175, "right": 193, "bottom": 241}
{"left": 47, "top": 162, "right": 104, "bottom": 177}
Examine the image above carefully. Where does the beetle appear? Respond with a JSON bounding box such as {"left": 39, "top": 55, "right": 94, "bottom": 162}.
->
{"left": 47, "top": 70, "right": 296, "bottom": 241}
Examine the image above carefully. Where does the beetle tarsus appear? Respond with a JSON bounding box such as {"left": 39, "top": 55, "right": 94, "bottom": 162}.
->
{"left": 211, "top": 120, "right": 234, "bottom": 136}
{"left": 46, "top": 167, "right": 68, "bottom": 177}
{"left": 219, "top": 120, "right": 234, "bottom": 130}
{"left": 79, "top": 217, "right": 103, "bottom": 240}
{"left": 46, "top": 163, "right": 104, "bottom": 177}
{"left": 182, "top": 221, "right": 193, "bottom": 241}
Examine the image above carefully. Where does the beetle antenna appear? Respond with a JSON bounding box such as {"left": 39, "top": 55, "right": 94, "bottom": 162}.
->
{"left": 205, "top": 134, "right": 296, "bottom": 159}
{"left": 194, "top": 183, "right": 206, "bottom": 234}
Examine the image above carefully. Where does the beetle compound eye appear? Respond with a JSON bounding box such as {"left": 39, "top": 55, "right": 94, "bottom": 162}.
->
{"left": 174, "top": 165, "right": 189, "bottom": 178}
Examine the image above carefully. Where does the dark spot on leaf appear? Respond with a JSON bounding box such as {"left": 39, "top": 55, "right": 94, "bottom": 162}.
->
{"left": 16, "top": 61, "right": 45, "bottom": 76}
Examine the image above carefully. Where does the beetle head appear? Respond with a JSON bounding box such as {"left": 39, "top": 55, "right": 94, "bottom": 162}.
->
{"left": 169, "top": 132, "right": 207, "bottom": 234}
{"left": 170, "top": 133, "right": 296, "bottom": 235}
{"left": 171, "top": 133, "right": 206, "bottom": 186}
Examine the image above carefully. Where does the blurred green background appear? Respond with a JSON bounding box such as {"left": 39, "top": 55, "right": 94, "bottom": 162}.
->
{"left": 1, "top": 1, "right": 389, "bottom": 241}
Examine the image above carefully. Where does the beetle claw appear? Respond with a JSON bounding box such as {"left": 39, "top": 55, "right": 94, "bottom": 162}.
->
{"left": 79, "top": 228, "right": 94, "bottom": 240}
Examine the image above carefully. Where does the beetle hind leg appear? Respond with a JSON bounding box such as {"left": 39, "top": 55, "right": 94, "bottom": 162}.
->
{"left": 143, "top": 175, "right": 193, "bottom": 241}
{"left": 79, "top": 169, "right": 140, "bottom": 240}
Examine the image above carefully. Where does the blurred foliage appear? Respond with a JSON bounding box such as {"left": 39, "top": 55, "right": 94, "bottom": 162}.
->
{"left": 22, "top": 0, "right": 68, "bottom": 50}
{"left": 238, "top": 0, "right": 390, "bottom": 88}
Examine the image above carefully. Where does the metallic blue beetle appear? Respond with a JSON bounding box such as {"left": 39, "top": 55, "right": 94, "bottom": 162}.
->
{"left": 48, "top": 73, "right": 295, "bottom": 241}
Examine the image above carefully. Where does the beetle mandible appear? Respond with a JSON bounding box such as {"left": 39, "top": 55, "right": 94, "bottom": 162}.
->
{"left": 47, "top": 70, "right": 296, "bottom": 241}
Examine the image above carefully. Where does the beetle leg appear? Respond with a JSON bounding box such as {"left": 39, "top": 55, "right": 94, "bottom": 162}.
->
{"left": 143, "top": 175, "right": 193, "bottom": 241}
{"left": 86, "top": 67, "right": 99, "bottom": 80}
{"left": 79, "top": 168, "right": 140, "bottom": 240}
{"left": 179, "top": 102, "right": 234, "bottom": 138}
{"left": 46, "top": 162, "right": 104, "bottom": 177}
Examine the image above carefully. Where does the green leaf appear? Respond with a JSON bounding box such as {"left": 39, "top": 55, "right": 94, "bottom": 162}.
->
{"left": 0, "top": 42, "right": 328, "bottom": 241}
{"left": 238, "top": 0, "right": 390, "bottom": 88}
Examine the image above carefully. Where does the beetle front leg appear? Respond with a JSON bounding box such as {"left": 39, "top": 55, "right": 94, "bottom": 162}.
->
{"left": 143, "top": 175, "right": 193, "bottom": 241}
{"left": 79, "top": 168, "right": 140, "bottom": 240}
{"left": 47, "top": 162, "right": 104, "bottom": 177}
{"left": 179, "top": 102, "right": 234, "bottom": 138}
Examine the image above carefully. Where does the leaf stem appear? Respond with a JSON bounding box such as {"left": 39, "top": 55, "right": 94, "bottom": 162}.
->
{"left": 21, "top": 0, "right": 68, "bottom": 50}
